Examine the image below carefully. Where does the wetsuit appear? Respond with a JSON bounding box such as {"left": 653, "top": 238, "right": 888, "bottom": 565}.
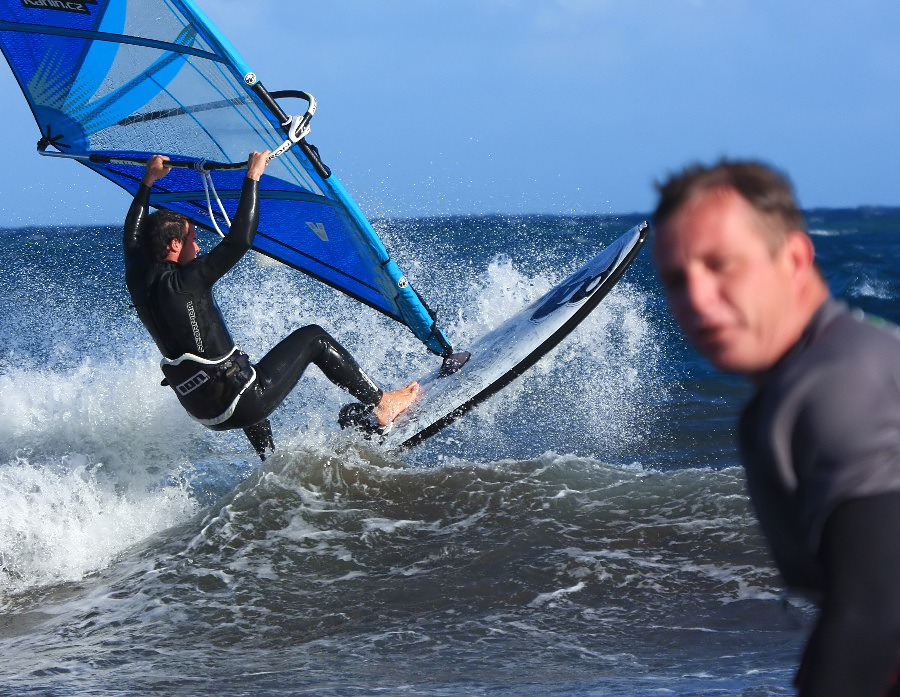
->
{"left": 739, "top": 298, "right": 900, "bottom": 696}
{"left": 123, "top": 176, "right": 384, "bottom": 459}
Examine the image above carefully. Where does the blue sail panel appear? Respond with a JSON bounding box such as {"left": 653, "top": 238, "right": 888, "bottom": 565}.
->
{"left": 0, "top": 0, "right": 452, "bottom": 357}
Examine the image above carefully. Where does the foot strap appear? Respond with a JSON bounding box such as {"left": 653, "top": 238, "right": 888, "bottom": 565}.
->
{"left": 338, "top": 402, "right": 390, "bottom": 438}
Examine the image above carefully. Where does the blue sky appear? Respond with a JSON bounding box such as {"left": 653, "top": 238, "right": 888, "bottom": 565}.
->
{"left": 0, "top": 0, "right": 898, "bottom": 225}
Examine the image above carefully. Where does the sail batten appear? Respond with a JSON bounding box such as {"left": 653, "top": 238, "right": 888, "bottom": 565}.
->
{"left": 0, "top": 21, "right": 224, "bottom": 61}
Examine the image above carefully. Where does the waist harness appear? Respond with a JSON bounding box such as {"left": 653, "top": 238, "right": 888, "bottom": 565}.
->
{"left": 160, "top": 347, "right": 256, "bottom": 426}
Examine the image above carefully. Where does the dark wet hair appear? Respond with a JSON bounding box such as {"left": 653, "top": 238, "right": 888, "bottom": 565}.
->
{"left": 653, "top": 159, "right": 806, "bottom": 251}
{"left": 144, "top": 209, "right": 191, "bottom": 261}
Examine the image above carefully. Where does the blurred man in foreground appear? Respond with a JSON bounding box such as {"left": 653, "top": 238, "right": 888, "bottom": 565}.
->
{"left": 652, "top": 159, "right": 900, "bottom": 696}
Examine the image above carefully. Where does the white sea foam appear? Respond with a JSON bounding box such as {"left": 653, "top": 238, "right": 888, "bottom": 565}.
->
{"left": 0, "top": 355, "right": 210, "bottom": 596}
{"left": 215, "top": 237, "right": 666, "bottom": 463}
{"left": 0, "top": 454, "right": 195, "bottom": 596}
{"left": 853, "top": 277, "right": 892, "bottom": 300}
{"left": 529, "top": 581, "right": 587, "bottom": 607}
{"left": 0, "top": 219, "right": 667, "bottom": 596}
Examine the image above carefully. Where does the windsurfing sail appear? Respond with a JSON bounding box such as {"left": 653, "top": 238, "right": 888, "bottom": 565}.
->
{"left": 0, "top": 0, "right": 454, "bottom": 357}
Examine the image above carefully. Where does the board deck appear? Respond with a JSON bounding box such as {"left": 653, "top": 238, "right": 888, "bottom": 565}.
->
{"left": 378, "top": 221, "right": 648, "bottom": 451}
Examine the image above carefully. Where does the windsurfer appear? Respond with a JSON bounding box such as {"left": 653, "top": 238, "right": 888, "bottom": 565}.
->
{"left": 123, "top": 152, "right": 419, "bottom": 459}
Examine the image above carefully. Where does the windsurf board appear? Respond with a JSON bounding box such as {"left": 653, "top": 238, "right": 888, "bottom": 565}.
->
{"left": 377, "top": 220, "right": 649, "bottom": 451}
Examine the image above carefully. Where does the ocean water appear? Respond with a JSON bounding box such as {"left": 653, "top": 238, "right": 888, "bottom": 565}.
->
{"left": 1, "top": 207, "right": 899, "bottom": 696}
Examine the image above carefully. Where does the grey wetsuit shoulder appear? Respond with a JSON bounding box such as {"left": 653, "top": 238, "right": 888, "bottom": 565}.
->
{"left": 739, "top": 298, "right": 900, "bottom": 589}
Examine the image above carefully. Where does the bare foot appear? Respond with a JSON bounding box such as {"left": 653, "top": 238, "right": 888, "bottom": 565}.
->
{"left": 373, "top": 381, "right": 420, "bottom": 426}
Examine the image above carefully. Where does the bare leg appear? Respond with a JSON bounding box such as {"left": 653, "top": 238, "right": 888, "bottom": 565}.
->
{"left": 373, "top": 382, "right": 420, "bottom": 426}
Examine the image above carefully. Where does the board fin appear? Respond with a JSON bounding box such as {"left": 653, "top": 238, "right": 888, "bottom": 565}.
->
{"left": 439, "top": 351, "right": 471, "bottom": 378}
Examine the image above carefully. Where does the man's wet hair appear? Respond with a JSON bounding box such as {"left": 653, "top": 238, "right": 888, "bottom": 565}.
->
{"left": 653, "top": 159, "right": 807, "bottom": 251}
{"left": 144, "top": 209, "right": 192, "bottom": 261}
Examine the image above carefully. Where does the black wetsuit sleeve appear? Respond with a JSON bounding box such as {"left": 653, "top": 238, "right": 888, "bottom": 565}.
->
{"left": 190, "top": 176, "right": 260, "bottom": 286}
{"left": 123, "top": 183, "right": 151, "bottom": 259}
{"left": 797, "top": 492, "right": 900, "bottom": 696}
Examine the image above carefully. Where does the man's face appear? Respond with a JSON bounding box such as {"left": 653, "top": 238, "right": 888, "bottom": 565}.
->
{"left": 177, "top": 222, "right": 200, "bottom": 264}
{"left": 653, "top": 188, "right": 801, "bottom": 377}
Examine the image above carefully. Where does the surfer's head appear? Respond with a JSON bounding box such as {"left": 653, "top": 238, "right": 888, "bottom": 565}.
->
{"left": 652, "top": 160, "right": 828, "bottom": 380}
{"left": 145, "top": 210, "right": 199, "bottom": 264}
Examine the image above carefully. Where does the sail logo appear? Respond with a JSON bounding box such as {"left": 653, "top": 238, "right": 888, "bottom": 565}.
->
{"left": 20, "top": 0, "right": 97, "bottom": 14}
{"left": 306, "top": 222, "right": 328, "bottom": 241}
{"left": 529, "top": 263, "right": 611, "bottom": 323}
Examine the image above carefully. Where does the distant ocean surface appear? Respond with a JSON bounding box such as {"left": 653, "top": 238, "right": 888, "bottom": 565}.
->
{"left": 1, "top": 207, "right": 899, "bottom": 696}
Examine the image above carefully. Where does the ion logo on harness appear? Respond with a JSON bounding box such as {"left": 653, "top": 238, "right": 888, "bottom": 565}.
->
{"left": 176, "top": 371, "right": 210, "bottom": 396}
